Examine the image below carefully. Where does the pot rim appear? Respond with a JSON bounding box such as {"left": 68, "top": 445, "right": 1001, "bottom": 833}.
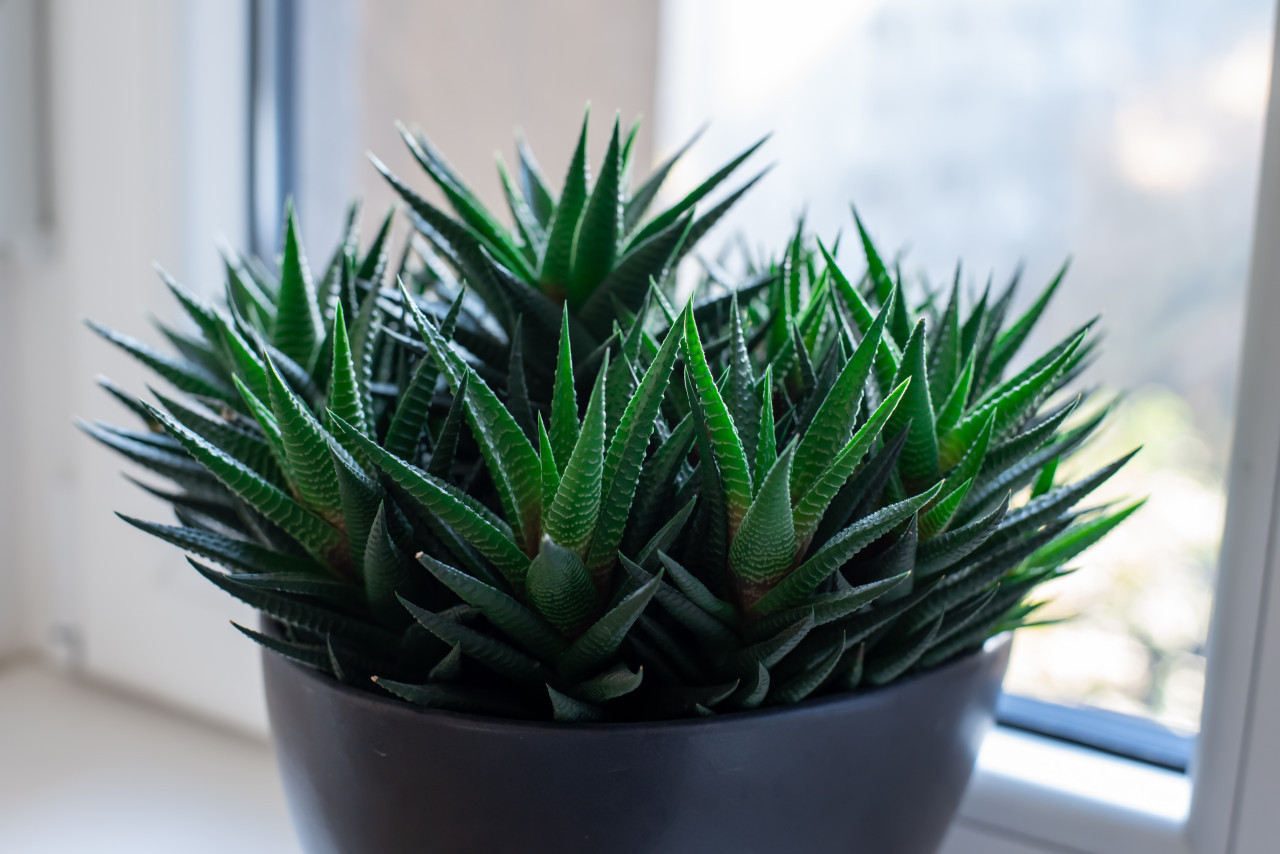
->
{"left": 264, "top": 622, "right": 1012, "bottom": 736}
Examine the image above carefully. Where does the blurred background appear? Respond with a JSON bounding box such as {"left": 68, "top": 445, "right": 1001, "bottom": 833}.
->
{"left": 0, "top": 0, "right": 1274, "bottom": 850}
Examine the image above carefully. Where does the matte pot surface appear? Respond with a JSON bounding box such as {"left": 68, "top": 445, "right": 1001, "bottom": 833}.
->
{"left": 264, "top": 634, "right": 1010, "bottom": 854}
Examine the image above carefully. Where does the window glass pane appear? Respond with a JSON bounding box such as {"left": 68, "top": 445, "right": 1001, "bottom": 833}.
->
{"left": 658, "top": 0, "right": 1276, "bottom": 733}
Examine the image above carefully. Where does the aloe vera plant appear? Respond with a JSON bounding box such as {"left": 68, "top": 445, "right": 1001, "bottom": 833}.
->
{"left": 85, "top": 112, "right": 1137, "bottom": 721}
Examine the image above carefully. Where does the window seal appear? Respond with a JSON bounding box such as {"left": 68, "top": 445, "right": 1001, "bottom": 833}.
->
{"left": 995, "top": 693, "right": 1193, "bottom": 773}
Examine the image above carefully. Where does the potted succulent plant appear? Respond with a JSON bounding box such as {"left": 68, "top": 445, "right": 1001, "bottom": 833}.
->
{"left": 84, "top": 107, "right": 1138, "bottom": 854}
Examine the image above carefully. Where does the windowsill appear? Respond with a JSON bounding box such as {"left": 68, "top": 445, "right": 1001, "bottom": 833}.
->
{"left": 954, "top": 725, "right": 1191, "bottom": 854}
{"left": 0, "top": 662, "right": 298, "bottom": 854}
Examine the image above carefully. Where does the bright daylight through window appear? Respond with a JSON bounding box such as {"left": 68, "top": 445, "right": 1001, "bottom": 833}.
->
{"left": 659, "top": 0, "right": 1277, "bottom": 736}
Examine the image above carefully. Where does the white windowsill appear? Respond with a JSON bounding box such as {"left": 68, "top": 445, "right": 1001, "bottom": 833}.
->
{"left": 0, "top": 661, "right": 298, "bottom": 854}
{"left": 951, "top": 726, "right": 1191, "bottom": 854}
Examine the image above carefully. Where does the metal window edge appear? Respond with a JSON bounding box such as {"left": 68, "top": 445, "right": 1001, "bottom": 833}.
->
{"left": 995, "top": 693, "right": 1193, "bottom": 772}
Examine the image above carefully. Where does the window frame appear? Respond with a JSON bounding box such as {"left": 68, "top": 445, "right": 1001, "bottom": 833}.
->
{"left": 944, "top": 9, "right": 1280, "bottom": 851}
{"left": 40, "top": 0, "right": 264, "bottom": 733}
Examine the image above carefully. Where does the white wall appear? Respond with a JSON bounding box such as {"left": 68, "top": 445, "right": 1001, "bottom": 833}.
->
{"left": 273, "top": 0, "right": 663, "bottom": 269}
{"left": 346, "top": 0, "right": 660, "bottom": 254}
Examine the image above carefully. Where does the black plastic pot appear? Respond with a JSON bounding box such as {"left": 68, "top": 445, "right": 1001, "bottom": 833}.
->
{"left": 263, "top": 634, "right": 1010, "bottom": 854}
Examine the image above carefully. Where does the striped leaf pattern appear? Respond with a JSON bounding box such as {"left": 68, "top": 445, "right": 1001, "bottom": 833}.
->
{"left": 86, "top": 113, "right": 1136, "bottom": 722}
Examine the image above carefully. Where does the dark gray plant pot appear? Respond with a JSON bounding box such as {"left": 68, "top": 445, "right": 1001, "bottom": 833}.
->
{"left": 263, "top": 633, "right": 1010, "bottom": 854}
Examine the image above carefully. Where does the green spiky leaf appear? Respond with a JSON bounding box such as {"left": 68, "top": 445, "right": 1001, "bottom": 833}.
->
{"left": 400, "top": 594, "right": 553, "bottom": 687}
{"left": 273, "top": 204, "right": 324, "bottom": 369}
{"left": 728, "top": 444, "right": 796, "bottom": 591}
{"left": 684, "top": 308, "right": 753, "bottom": 531}
{"left": 752, "top": 483, "right": 942, "bottom": 616}
{"left": 333, "top": 415, "right": 529, "bottom": 583}
{"left": 527, "top": 537, "right": 599, "bottom": 636}
{"left": 558, "top": 570, "right": 662, "bottom": 681}
{"left": 885, "top": 319, "right": 939, "bottom": 484}
{"left": 144, "top": 404, "right": 343, "bottom": 565}
{"left": 569, "top": 116, "right": 622, "bottom": 301}
{"left": 545, "top": 355, "right": 607, "bottom": 556}
{"left": 419, "top": 550, "right": 568, "bottom": 661}
{"left": 541, "top": 110, "right": 590, "bottom": 291}
{"left": 586, "top": 307, "right": 685, "bottom": 573}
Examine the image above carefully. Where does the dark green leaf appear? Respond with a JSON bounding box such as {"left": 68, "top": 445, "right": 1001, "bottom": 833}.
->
{"left": 559, "top": 570, "right": 662, "bottom": 681}
{"left": 273, "top": 203, "right": 324, "bottom": 370}
{"left": 586, "top": 307, "right": 685, "bottom": 573}
{"left": 516, "top": 133, "right": 556, "bottom": 228}
{"left": 541, "top": 109, "right": 591, "bottom": 291}
{"left": 752, "top": 483, "right": 942, "bottom": 616}
{"left": 527, "top": 536, "right": 599, "bottom": 636}
{"left": 419, "top": 549, "right": 568, "bottom": 661}
{"left": 569, "top": 116, "right": 622, "bottom": 302}
{"left": 400, "top": 594, "right": 553, "bottom": 687}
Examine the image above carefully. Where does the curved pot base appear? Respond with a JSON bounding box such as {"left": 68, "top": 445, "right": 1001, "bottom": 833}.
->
{"left": 264, "top": 635, "right": 1010, "bottom": 854}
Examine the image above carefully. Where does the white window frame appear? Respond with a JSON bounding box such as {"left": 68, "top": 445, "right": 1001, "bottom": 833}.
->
{"left": 944, "top": 10, "right": 1280, "bottom": 852}
{"left": 8, "top": 0, "right": 264, "bottom": 732}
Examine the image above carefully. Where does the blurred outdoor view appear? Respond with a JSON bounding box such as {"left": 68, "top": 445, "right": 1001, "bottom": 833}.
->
{"left": 658, "top": 0, "right": 1276, "bottom": 732}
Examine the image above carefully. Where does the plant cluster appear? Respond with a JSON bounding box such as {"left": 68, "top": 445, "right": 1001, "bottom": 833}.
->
{"left": 85, "top": 108, "right": 1138, "bottom": 721}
